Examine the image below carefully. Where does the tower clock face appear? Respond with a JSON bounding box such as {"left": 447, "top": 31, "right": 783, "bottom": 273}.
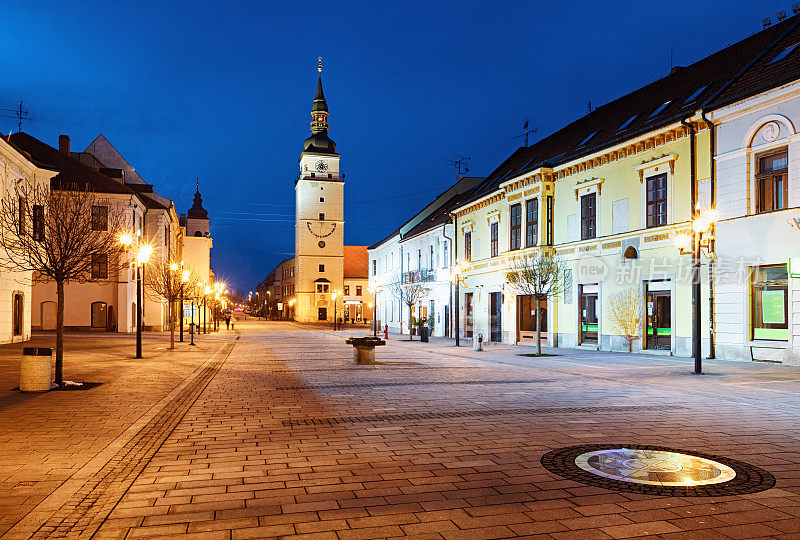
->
{"left": 307, "top": 221, "right": 336, "bottom": 238}
{"left": 315, "top": 160, "right": 328, "bottom": 172}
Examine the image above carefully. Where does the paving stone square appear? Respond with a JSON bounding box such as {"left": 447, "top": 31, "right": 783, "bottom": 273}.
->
{"left": 2, "top": 320, "right": 800, "bottom": 538}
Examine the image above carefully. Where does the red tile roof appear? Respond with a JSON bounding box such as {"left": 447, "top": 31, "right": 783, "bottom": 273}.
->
{"left": 343, "top": 245, "right": 368, "bottom": 278}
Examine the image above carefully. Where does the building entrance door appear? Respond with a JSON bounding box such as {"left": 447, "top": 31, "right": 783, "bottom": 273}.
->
{"left": 580, "top": 285, "right": 598, "bottom": 344}
{"left": 517, "top": 295, "right": 547, "bottom": 343}
{"left": 490, "top": 292, "right": 502, "bottom": 342}
{"left": 646, "top": 281, "right": 671, "bottom": 350}
{"left": 318, "top": 307, "right": 327, "bottom": 321}
{"left": 464, "top": 293, "right": 473, "bottom": 338}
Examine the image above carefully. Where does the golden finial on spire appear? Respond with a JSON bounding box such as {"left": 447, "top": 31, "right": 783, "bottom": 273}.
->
{"left": 318, "top": 57, "right": 323, "bottom": 73}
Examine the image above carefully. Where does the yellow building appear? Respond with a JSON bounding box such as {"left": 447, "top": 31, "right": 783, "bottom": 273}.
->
{"left": 447, "top": 15, "right": 800, "bottom": 357}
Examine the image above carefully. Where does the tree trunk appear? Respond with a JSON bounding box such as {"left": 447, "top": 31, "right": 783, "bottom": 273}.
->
{"left": 55, "top": 279, "right": 65, "bottom": 385}
{"left": 628, "top": 338, "right": 632, "bottom": 353}
{"left": 536, "top": 297, "right": 543, "bottom": 356}
{"left": 169, "top": 301, "right": 175, "bottom": 349}
{"left": 408, "top": 305, "right": 413, "bottom": 341}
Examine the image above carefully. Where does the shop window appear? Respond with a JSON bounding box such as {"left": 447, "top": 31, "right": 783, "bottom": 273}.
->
{"left": 756, "top": 149, "right": 788, "bottom": 213}
{"left": 509, "top": 203, "right": 521, "bottom": 250}
{"left": 751, "top": 265, "right": 788, "bottom": 340}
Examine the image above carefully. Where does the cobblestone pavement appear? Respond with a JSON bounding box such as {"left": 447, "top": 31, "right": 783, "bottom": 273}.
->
{"left": 0, "top": 329, "right": 235, "bottom": 538}
{"left": 83, "top": 319, "right": 800, "bottom": 539}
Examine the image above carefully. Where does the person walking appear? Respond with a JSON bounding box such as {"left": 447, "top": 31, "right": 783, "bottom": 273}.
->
{"left": 225, "top": 316, "right": 231, "bottom": 330}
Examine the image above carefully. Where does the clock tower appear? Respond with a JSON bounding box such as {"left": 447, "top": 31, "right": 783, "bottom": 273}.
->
{"left": 294, "top": 59, "right": 344, "bottom": 323}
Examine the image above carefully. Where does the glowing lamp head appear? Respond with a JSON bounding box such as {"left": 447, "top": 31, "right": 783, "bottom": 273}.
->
{"left": 182, "top": 270, "right": 189, "bottom": 282}
{"left": 170, "top": 263, "right": 179, "bottom": 271}
{"left": 705, "top": 208, "right": 720, "bottom": 224}
{"left": 119, "top": 233, "right": 133, "bottom": 247}
{"left": 137, "top": 244, "right": 153, "bottom": 264}
{"left": 674, "top": 232, "right": 692, "bottom": 251}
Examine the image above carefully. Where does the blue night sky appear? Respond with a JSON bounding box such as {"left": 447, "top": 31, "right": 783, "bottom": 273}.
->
{"left": 1, "top": 0, "right": 774, "bottom": 291}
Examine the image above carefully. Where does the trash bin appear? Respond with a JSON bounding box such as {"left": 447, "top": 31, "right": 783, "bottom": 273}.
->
{"left": 20, "top": 347, "right": 53, "bottom": 392}
{"left": 419, "top": 326, "right": 429, "bottom": 342}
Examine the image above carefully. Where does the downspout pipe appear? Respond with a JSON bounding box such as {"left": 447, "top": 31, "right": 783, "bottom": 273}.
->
{"left": 442, "top": 217, "right": 454, "bottom": 339}
{"left": 681, "top": 117, "right": 702, "bottom": 374}
{"left": 702, "top": 109, "right": 716, "bottom": 359}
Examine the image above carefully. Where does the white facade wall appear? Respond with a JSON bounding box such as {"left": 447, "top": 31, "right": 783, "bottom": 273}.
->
{"left": 712, "top": 81, "right": 800, "bottom": 364}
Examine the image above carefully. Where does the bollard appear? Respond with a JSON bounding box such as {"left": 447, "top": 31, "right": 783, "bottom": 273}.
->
{"left": 473, "top": 332, "right": 483, "bottom": 351}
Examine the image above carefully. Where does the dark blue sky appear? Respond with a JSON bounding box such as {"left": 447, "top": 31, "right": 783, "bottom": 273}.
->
{"left": 1, "top": 0, "right": 775, "bottom": 291}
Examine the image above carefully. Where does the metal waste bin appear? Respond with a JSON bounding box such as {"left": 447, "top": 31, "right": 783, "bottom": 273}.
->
{"left": 20, "top": 347, "right": 53, "bottom": 392}
{"left": 419, "top": 326, "right": 429, "bottom": 342}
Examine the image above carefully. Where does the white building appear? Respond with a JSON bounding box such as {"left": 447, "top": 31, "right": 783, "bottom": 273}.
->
{"left": 0, "top": 135, "right": 53, "bottom": 342}
{"left": 710, "top": 42, "right": 800, "bottom": 364}
{"left": 369, "top": 176, "right": 482, "bottom": 337}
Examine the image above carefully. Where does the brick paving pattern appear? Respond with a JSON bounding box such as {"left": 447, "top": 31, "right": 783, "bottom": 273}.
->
{"left": 88, "top": 320, "right": 800, "bottom": 539}
{"left": 2, "top": 321, "right": 799, "bottom": 538}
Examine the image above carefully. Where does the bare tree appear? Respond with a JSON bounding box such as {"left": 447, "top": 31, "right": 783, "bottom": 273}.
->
{"left": 144, "top": 260, "right": 196, "bottom": 349}
{"left": 387, "top": 273, "right": 426, "bottom": 341}
{"left": 506, "top": 251, "right": 570, "bottom": 355}
{"left": 609, "top": 287, "right": 641, "bottom": 353}
{"left": 0, "top": 181, "right": 123, "bottom": 385}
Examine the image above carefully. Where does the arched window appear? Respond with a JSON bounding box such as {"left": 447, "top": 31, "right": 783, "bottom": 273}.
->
{"left": 194, "top": 231, "right": 202, "bottom": 237}
{"left": 91, "top": 301, "right": 108, "bottom": 329}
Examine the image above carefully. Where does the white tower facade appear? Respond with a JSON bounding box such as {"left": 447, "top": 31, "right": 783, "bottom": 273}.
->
{"left": 294, "top": 63, "right": 344, "bottom": 322}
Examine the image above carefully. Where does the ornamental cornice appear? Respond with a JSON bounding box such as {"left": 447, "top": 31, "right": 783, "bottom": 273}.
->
{"left": 554, "top": 122, "right": 705, "bottom": 182}
{"left": 634, "top": 153, "right": 678, "bottom": 182}
{"left": 500, "top": 168, "right": 554, "bottom": 193}
{"left": 455, "top": 191, "right": 505, "bottom": 218}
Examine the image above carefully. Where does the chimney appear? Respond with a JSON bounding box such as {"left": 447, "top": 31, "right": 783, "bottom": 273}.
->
{"left": 59, "top": 135, "right": 71, "bottom": 155}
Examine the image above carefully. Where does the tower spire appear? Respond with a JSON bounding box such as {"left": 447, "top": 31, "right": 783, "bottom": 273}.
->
{"left": 301, "top": 58, "right": 336, "bottom": 154}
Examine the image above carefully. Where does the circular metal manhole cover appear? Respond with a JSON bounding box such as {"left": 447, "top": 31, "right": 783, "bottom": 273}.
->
{"left": 541, "top": 444, "right": 776, "bottom": 496}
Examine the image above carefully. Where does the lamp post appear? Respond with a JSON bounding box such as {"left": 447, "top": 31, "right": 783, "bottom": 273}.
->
{"left": 450, "top": 263, "right": 465, "bottom": 347}
{"left": 203, "top": 285, "right": 211, "bottom": 334}
{"left": 674, "top": 207, "right": 718, "bottom": 375}
{"left": 368, "top": 286, "right": 378, "bottom": 337}
{"left": 190, "top": 296, "right": 196, "bottom": 346}
{"left": 332, "top": 290, "right": 340, "bottom": 331}
{"left": 180, "top": 268, "right": 189, "bottom": 342}
{"left": 119, "top": 232, "right": 152, "bottom": 359}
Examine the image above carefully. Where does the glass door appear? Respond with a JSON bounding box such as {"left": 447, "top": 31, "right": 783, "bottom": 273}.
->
{"left": 490, "top": 292, "right": 502, "bottom": 342}
{"left": 646, "top": 281, "right": 671, "bottom": 350}
{"left": 464, "top": 293, "right": 473, "bottom": 338}
{"left": 580, "top": 286, "right": 598, "bottom": 344}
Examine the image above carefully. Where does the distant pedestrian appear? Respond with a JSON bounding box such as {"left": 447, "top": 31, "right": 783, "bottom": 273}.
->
{"left": 225, "top": 316, "right": 231, "bottom": 330}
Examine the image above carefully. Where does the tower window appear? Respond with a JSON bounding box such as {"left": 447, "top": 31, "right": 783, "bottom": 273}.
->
{"left": 319, "top": 213, "right": 325, "bottom": 220}
{"left": 319, "top": 264, "right": 325, "bottom": 272}
{"left": 311, "top": 172, "right": 315, "bottom": 178}
{"left": 319, "top": 197, "right": 325, "bottom": 202}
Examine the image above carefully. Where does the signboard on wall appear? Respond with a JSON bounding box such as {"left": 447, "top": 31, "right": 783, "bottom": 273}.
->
{"left": 761, "top": 290, "right": 785, "bottom": 324}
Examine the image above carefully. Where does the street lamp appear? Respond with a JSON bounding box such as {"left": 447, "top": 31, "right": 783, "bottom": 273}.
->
{"left": 332, "top": 290, "right": 340, "bottom": 331}
{"left": 450, "top": 263, "right": 467, "bottom": 347}
{"left": 674, "top": 206, "right": 718, "bottom": 375}
{"left": 180, "top": 267, "right": 189, "bottom": 342}
{"left": 120, "top": 232, "right": 152, "bottom": 359}
{"left": 203, "top": 285, "right": 211, "bottom": 334}
{"left": 368, "top": 286, "right": 378, "bottom": 337}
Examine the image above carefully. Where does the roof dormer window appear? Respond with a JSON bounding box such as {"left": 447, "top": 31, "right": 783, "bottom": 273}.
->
{"left": 647, "top": 101, "right": 671, "bottom": 119}
{"left": 769, "top": 42, "right": 798, "bottom": 64}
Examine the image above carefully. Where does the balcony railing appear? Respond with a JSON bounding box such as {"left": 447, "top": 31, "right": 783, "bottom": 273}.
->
{"left": 402, "top": 268, "right": 437, "bottom": 284}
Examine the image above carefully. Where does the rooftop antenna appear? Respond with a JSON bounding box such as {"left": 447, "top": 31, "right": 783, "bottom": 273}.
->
{"left": 778, "top": 9, "right": 787, "bottom": 21}
{"left": 587, "top": 101, "right": 593, "bottom": 113}
{"left": 763, "top": 17, "right": 772, "bottom": 28}
{"left": 512, "top": 119, "right": 537, "bottom": 146}
{"left": 444, "top": 154, "right": 471, "bottom": 175}
{"left": 0, "top": 100, "right": 32, "bottom": 132}
{"left": 794, "top": 3, "right": 799, "bottom": 14}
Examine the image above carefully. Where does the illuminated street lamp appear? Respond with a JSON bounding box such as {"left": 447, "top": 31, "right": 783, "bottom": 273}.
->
{"left": 181, "top": 267, "right": 190, "bottom": 344}
{"left": 204, "top": 285, "right": 211, "bottom": 334}
{"left": 368, "top": 286, "right": 378, "bottom": 337}
{"left": 674, "top": 206, "right": 718, "bottom": 374}
{"left": 450, "top": 263, "right": 467, "bottom": 347}
{"left": 332, "top": 290, "right": 340, "bottom": 331}
{"left": 120, "top": 231, "right": 152, "bottom": 359}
